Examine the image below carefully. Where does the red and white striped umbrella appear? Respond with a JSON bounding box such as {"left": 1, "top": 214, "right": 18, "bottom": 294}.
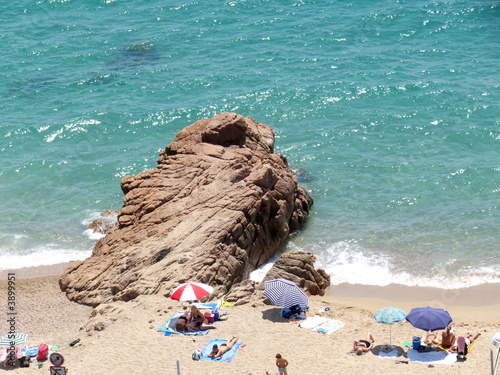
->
{"left": 170, "top": 282, "right": 213, "bottom": 301}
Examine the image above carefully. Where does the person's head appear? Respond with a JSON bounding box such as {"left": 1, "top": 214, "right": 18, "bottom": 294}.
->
{"left": 175, "top": 322, "right": 185, "bottom": 332}
{"left": 356, "top": 348, "right": 363, "bottom": 356}
{"left": 276, "top": 354, "right": 282, "bottom": 359}
{"left": 212, "top": 344, "right": 218, "bottom": 351}
{"left": 191, "top": 305, "right": 201, "bottom": 315}
{"left": 446, "top": 325, "right": 453, "bottom": 332}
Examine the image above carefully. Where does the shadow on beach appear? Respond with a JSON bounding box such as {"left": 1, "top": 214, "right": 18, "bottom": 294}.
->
{"left": 261, "top": 307, "right": 286, "bottom": 323}
{"left": 370, "top": 345, "right": 406, "bottom": 357}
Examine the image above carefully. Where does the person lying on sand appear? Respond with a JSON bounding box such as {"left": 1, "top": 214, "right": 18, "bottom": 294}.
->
{"left": 425, "top": 331, "right": 439, "bottom": 345}
{"left": 353, "top": 332, "right": 375, "bottom": 355}
{"left": 209, "top": 336, "right": 239, "bottom": 358}
{"left": 449, "top": 332, "right": 481, "bottom": 353}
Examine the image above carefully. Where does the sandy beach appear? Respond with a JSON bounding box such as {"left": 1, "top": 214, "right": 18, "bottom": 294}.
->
{"left": 1, "top": 263, "right": 499, "bottom": 375}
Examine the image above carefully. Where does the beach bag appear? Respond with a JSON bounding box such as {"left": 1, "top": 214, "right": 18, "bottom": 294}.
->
{"left": 204, "top": 312, "right": 215, "bottom": 323}
{"left": 36, "top": 344, "right": 48, "bottom": 361}
{"left": 290, "top": 304, "right": 302, "bottom": 316}
{"left": 281, "top": 307, "right": 292, "bottom": 319}
{"left": 19, "top": 356, "right": 30, "bottom": 368}
{"left": 192, "top": 349, "right": 202, "bottom": 361}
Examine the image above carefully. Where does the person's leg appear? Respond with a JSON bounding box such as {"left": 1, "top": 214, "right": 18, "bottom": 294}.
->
{"left": 468, "top": 332, "right": 481, "bottom": 342}
{"left": 366, "top": 332, "right": 375, "bottom": 343}
{"left": 225, "top": 336, "right": 239, "bottom": 350}
{"left": 200, "top": 322, "right": 217, "bottom": 330}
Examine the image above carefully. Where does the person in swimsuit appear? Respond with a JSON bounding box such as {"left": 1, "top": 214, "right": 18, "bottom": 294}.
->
{"left": 189, "top": 305, "right": 217, "bottom": 330}
{"left": 425, "top": 331, "right": 439, "bottom": 345}
{"left": 440, "top": 325, "right": 455, "bottom": 348}
{"left": 449, "top": 332, "right": 481, "bottom": 353}
{"left": 353, "top": 332, "right": 375, "bottom": 355}
{"left": 208, "top": 336, "right": 239, "bottom": 358}
{"left": 275, "top": 353, "right": 289, "bottom": 375}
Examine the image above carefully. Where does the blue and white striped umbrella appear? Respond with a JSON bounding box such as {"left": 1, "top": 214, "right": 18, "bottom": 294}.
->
{"left": 263, "top": 278, "right": 309, "bottom": 309}
{"left": 0, "top": 333, "right": 28, "bottom": 347}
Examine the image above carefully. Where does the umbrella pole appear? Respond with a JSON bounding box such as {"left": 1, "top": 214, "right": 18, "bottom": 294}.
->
{"left": 176, "top": 359, "right": 181, "bottom": 375}
{"left": 389, "top": 324, "right": 392, "bottom": 348}
{"left": 492, "top": 347, "right": 500, "bottom": 375}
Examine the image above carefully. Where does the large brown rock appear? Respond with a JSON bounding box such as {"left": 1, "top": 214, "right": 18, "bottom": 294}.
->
{"left": 60, "top": 113, "right": 313, "bottom": 307}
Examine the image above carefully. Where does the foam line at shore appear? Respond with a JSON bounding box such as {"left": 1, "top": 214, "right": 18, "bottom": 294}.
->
{"left": 3, "top": 262, "right": 500, "bottom": 311}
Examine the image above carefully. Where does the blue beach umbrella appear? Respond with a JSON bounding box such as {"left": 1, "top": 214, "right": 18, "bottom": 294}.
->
{"left": 374, "top": 307, "right": 407, "bottom": 348}
{"left": 406, "top": 306, "right": 452, "bottom": 332}
{"left": 263, "top": 278, "right": 309, "bottom": 309}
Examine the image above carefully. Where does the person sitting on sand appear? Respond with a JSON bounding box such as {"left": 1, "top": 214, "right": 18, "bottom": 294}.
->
{"left": 208, "top": 336, "right": 239, "bottom": 358}
{"left": 425, "top": 331, "right": 439, "bottom": 345}
{"left": 440, "top": 325, "right": 455, "bottom": 348}
{"left": 449, "top": 332, "right": 481, "bottom": 353}
{"left": 189, "top": 305, "right": 216, "bottom": 330}
{"left": 353, "top": 332, "right": 375, "bottom": 355}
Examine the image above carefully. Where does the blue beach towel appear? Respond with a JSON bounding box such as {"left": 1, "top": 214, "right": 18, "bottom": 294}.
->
{"left": 201, "top": 338, "right": 243, "bottom": 362}
{"left": 157, "top": 312, "right": 213, "bottom": 336}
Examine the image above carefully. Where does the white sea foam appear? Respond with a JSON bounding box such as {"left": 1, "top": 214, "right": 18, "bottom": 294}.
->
{"left": 0, "top": 247, "right": 92, "bottom": 270}
{"left": 81, "top": 210, "right": 118, "bottom": 241}
{"left": 249, "top": 259, "right": 276, "bottom": 282}
{"left": 288, "top": 240, "right": 500, "bottom": 290}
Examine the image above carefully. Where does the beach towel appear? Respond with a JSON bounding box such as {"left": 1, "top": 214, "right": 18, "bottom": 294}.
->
{"left": 406, "top": 348, "right": 457, "bottom": 365}
{"left": 0, "top": 347, "right": 8, "bottom": 362}
{"left": 378, "top": 347, "right": 400, "bottom": 358}
{"left": 299, "top": 315, "right": 344, "bottom": 334}
{"left": 0, "top": 347, "right": 23, "bottom": 362}
{"left": 191, "top": 302, "right": 220, "bottom": 312}
{"left": 157, "top": 312, "right": 213, "bottom": 336}
{"left": 200, "top": 338, "right": 244, "bottom": 362}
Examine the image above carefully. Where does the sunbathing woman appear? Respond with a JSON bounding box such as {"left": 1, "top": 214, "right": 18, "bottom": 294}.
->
{"left": 175, "top": 316, "right": 207, "bottom": 332}
{"left": 353, "top": 332, "right": 375, "bottom": 355}
{"left": 449, "top": 332, "right": 481, "bottom": 353}
{"left": 440, "top": 325, "right": 455, "bottom": 348}
{"left": 209, "top": 336, "right": 239, "bottom": 358}
{"left": 190, "top": 305, "right": 216, "bottom": 330}
{"left": 425, "top": 331, "right": 439, "bottom": 345}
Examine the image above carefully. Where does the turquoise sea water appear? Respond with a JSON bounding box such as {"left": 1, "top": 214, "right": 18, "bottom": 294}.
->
{"left": 1, "top": 0, "right": 498, "bottom": 289}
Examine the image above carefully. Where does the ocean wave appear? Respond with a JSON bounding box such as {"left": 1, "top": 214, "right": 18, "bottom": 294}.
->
{"left": 0, "top": 247, "right": 91, "bottom": 270}
{"left": 289, "top": 241, "right": 500, "bottom": 290}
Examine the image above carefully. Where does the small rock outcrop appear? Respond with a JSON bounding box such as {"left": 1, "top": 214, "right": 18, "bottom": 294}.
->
{"left": 225, "top": 252, "right": 331, "bottom": 306}
{"left": 261, "top": 251, "right": 330, "bottom": 296}
{"left": 60, "top": 113, "right": 313, "bottom": 306}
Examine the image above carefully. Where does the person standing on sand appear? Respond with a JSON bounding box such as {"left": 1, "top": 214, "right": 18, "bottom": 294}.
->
{"left": 275, "top": 353, "right": 289, "bottom": 375}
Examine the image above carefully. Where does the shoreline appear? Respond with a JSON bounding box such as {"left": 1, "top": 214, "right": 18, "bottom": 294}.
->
{"left": 3, "top": 261, "right": 500, "bottom": 309}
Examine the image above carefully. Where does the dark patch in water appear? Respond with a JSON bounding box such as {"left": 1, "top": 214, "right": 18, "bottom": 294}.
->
{"left": 8, "top": 75, "right": 59, "bottom": 97}
{"left": 106, "top": 41, "right": 160, "bottom": 70}
{"left": 291, "top": 166, "right": 316, "bottom": 183}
